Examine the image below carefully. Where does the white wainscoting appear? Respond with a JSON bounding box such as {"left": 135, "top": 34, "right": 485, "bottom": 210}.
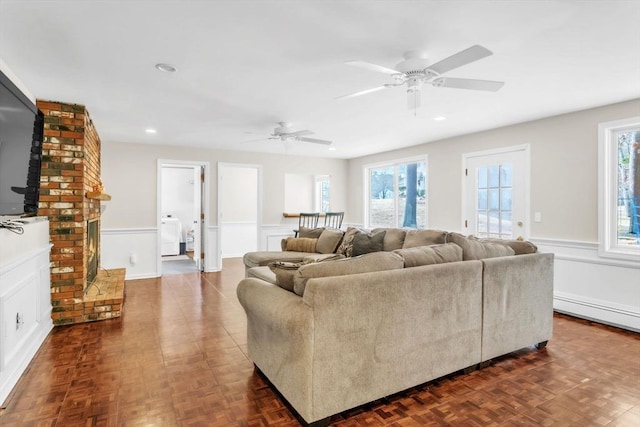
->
{"left": 101, "top": 228, "right": 158, "bottom": 279}
{"left": 0, "top": 220, "right": 53, "bottom": 405}
{"left": 533, "top": 238, "right": 640, "bottom": 332}
{"left": 260, "top": 224, "right": 296, "bottom": 251}
{"left": 102, "top": 226, "right": 220, "bottom": 278}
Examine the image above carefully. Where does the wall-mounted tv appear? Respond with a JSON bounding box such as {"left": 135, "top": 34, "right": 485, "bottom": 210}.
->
{"left": 0, "top": 70, "right": 44, "bottom": 216}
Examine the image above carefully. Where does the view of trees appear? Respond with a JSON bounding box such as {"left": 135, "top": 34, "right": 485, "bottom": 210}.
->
{"left": 369, "top": 162, "right": 426, "bottom": 228}
{"left": 618, "top": 130, "right": 640, "bottom": 242}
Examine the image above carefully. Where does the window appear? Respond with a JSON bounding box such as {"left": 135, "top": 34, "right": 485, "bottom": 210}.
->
{"left": 598, "top": 116, "right": 640, "bottom": 260}
{"left": 315, "top": 175, "right": 330, "bottom": 213}
{"left": 366, "top": 158, "right": 427, "bottom": 228}
{"left": 475, "top": 164, "right": 513, "bottom": 239}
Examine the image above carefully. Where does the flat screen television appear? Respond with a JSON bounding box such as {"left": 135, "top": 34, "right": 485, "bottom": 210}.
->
{"left": 0, "top": 70, "right": 44, "bottom": 216}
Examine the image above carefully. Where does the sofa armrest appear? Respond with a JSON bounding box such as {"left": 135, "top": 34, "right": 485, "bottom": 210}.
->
{"left": 481, "top": 252, "right": 554, "bottom": 361}
{"left": 236, "top": 278, "right": 315, "bottom": 420}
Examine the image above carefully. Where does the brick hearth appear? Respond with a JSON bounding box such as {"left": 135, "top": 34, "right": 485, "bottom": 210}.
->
{"left": 36, "top": 100, "right": 124, "bottom": 325}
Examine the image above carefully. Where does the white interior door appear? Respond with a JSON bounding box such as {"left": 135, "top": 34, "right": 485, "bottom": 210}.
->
{"left": 157, "top": 160, "right": 209, "bottom": 274}
{"left": 193, "top": 166, "right": 203, "bottom": 271}
{"left": 218, "top": 163, "right": 260, "bottom": 260}
{"left": 463, "top": 146, "right": 530, "bottom": 239}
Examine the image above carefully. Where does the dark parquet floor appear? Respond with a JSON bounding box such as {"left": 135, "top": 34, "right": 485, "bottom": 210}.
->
{"left": 1, "top": 258, "right": 638, "bottom": 426}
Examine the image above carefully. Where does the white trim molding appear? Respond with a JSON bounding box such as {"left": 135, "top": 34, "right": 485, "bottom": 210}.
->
{"left": 597, "top": 116, "right": 640, "bottom": 262}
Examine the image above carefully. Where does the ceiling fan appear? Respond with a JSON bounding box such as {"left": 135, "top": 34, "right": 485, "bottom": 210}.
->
{"left": 338, "top": 45, "right": 504, "bottom": 109}
{"left": 246, "top": 122, "right": 332, "bottom": 145}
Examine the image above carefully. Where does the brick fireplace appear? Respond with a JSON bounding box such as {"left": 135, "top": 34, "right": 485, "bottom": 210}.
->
{"left": 36, "top": 100, "right": 123, "bottom": 325}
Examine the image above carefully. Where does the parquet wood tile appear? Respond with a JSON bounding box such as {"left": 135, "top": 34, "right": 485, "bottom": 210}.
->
{"left": 1, "top": 257, "right": 638, "bottom": 426}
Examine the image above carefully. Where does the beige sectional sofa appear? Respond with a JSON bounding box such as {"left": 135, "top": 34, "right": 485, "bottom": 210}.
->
{"left": 237, "top": 227, "right": 553, "bottom": 426}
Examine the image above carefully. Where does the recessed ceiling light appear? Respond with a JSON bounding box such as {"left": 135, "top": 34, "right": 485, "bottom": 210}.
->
{"left": 328, "top": 147, "right": 337, "bottom": 151}
{"left": 145, "top": 128, "right": 157, "bottom": 134}
{"left": 433, "top": 116, "right": 447, "bottom": 121}
{"left": 155, "top": 63, "right": 177, "bottom": 73}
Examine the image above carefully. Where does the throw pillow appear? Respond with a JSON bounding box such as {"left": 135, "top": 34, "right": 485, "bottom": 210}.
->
{"left": 293, "top": 251, "right": 404, "bottom": 296}
{"left": 268, "top": 261, "right": 301, "bottom": 292}
{"left": 316, "top": 228, "right": 344, "bottom": 254}
{"left": 393, "top": 243, "right": 463, "bottom": 268}
{"left": 446, "top": 232, "right": 515, "bottom": 260}
{"left": 336, "top": 227, "right": 359, "bottom": 257}
{"left": 285, "top": 237, "right": 318, "bottom": 253}
{"left": 467, "top": 235, "right": 538, "bottom": 255}
{"left": 298, "top": 226, "right": 324, "bottom": 239}
{"left": 351, "top": 230, "right": 386, "bottom": 257}
{"left": 372, "top": 228, "right": 406, "bottom": 251}
{"left": 402, "top": 229, "right": 448, "bottom": 248}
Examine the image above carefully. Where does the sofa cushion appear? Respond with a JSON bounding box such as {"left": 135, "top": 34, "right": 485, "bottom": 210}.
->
{"left": 267, "top": 261, "right": 301, "bottom": 292}
{"left": 372, "top": 228, "right": 406, "bottom": 251}
{"left": 298, "top": 226, "right": 325, "bottom": 238}
{"left": 468, "top": 235, "right": 538, "bottom": 255}
{"left": 402, "top": 229, "right": 447, "bottom": 248}
{"left": 393, "top": 243, "right": 463, "bottom": 268}
{"left": 247, "top": 266, "right": 277, "bottom": 284}
{"left": 293, "top": 251, "right": 404, "bottom": 296}
{"left": 243, "top": 251, "right": 310, "bottom": 268}
{"left": 316, "top": 228, "right": 344, "bottom": 254}
{"left": 302, "top": 253, "right": 346, "bottom": 263}
{"left": 352, "top": 230, "right": 385, "bottom": 257}
{"left": 446, "top": 232, "right": 515, "bottom": 260}
{"left": 284, "top": 237, "right": 318, "bottom": 253}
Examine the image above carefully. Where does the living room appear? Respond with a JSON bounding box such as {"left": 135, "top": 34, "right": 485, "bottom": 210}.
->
{"left": 0, "top": 0, "right": 639, "bottom": 425}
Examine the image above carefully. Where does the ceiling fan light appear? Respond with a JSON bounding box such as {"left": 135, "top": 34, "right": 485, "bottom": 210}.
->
{"left": 155, "top": 63, "right": 177, "bottom": 73}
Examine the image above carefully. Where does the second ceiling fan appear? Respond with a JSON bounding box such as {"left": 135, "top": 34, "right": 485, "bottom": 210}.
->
{"left": 338, "top": 45, "right": 504, "bottom": 109}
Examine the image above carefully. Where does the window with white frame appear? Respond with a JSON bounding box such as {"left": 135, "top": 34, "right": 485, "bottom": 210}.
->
{"left": 315, "top": 175, "right": 330, "bottom": 213}
{"left": 366, "top": 158, "right": 427, "bottom": 228}
{"left": 598, "top": 116, "right": 640, "bottom": 260}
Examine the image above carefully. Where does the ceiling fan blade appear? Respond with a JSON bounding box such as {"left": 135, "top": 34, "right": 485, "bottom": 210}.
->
{"left": 241, "top": 137, "right": 268, "bottom": 144}
{"left": 288, "top": 129, "right": 314, "bottom": 137}
{"left": 434, "top": 77, "right": 504, "bottom": 91}
{"left": 335, "top": 85, "right": 388, "bottom": 100}
{"left": 427, "top": 45, "right": 493, "bottom": 75}
{"left": 297, "top": 136, "right": 332, "bottom": 145}
{"left": 345, "top": 60, "right": 401, "bottom": 75}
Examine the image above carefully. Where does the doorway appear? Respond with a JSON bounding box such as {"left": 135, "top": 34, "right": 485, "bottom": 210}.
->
{"left": 462, "top": 145, "right": 530, "bottom": 239}
{"left": 217, "top": 163, "right": 261, "bottom": 266}
{"left": 157, "top": 160, "right": 209, "bottom": 275}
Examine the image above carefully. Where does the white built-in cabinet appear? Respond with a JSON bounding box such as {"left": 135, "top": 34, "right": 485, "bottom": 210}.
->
{"left": 0, "top": 217, "right": 53, "bottom": 405}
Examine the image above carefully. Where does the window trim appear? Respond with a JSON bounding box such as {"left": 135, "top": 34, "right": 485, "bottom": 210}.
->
{"left": 363, "top": 155, "right": 428, "bottom": 229}
{"left": 314, "top": 175, "right": 330, "bottom": 213}
{"left": 598, "top": 116, "right": 640, "bottom": 261}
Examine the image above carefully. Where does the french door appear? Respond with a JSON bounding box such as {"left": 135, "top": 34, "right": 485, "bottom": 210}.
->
{"left": 463, "top": 146, "right": 530, "bottom": 239}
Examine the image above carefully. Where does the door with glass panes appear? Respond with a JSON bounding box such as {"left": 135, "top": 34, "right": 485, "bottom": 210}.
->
{"left": 464, "top": 147, "right": 529, "bottom": 239}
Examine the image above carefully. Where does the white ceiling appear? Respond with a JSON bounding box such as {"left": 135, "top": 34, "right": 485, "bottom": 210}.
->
{"left": 1, "top": 0, "right": 639, "bottom": 159}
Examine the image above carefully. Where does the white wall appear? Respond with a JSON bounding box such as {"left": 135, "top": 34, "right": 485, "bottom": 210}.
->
{"left": 284, "top": 173, "right": 314, "bottom": 212}
{"left": 100, "top": 143, "right": 348, "bottom": 275}
{"left": 347, "top": 99, "right": 640, "bottom": 331}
